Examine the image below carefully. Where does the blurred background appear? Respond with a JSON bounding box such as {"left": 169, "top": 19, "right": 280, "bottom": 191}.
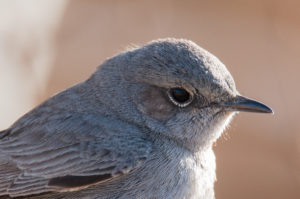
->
{"left": 0, "top": 0, "right": 299, "bottom": 198}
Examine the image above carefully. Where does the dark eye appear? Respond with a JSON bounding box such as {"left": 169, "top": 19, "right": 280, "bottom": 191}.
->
{"left": 168, "top": 88, "right": 193, "bottom": 107}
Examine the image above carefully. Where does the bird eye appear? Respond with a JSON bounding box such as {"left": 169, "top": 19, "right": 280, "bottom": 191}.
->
{"left": 168, "top": 88, "right": 193, "bottom": 107}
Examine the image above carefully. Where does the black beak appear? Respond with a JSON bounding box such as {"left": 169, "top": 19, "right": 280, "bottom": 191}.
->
{"left": 219, "top": 95, "right": 274, "bottom": 114}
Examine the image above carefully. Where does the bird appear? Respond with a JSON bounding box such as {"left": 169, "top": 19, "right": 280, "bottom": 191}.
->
{"left": 0, "top": 38, "right": 273, "bottom": 199}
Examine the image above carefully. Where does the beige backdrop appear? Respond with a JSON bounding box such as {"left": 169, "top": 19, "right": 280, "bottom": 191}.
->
{"left": 0, "top": 0, "right": 299, "bottom": 199}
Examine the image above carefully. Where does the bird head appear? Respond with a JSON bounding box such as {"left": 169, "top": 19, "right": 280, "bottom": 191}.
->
{"left": 92, "top": 38, "right": 273, "bottom": 151}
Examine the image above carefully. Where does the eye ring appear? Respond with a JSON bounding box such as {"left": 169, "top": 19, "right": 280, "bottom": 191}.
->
{"left": 167, "top": 88, "right": 194, "bottom": 107}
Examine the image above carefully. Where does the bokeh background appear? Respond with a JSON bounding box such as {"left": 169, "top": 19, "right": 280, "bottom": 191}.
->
{"left": 0, "top": 0, "right": 299, "bottom": 198}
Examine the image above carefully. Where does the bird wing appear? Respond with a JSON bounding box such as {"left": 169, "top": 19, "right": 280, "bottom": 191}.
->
{"left": 0, "top": 112, "right": 152, "bottom": 197}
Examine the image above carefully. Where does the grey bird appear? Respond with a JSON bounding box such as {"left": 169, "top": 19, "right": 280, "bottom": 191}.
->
{"left": 0, "top": 38, "right": 273, "bottom": 199}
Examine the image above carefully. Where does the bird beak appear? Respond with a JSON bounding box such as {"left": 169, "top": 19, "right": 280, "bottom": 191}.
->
{"left": 219, "top": 95, "right": 274, "bottom": 114}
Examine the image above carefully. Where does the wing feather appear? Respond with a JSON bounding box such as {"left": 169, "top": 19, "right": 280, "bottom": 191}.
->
{"left": 0, "top": 113, "right": 152, "bottom": 197}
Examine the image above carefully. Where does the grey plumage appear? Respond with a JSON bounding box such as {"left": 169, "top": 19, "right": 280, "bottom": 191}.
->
{"left": 0, "top": 38, "right": 272, "bottom": 199}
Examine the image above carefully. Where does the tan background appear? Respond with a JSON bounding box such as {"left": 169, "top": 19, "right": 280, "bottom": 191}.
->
{"left": 0, "top": 0, "right": 299, "bottom": 198}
